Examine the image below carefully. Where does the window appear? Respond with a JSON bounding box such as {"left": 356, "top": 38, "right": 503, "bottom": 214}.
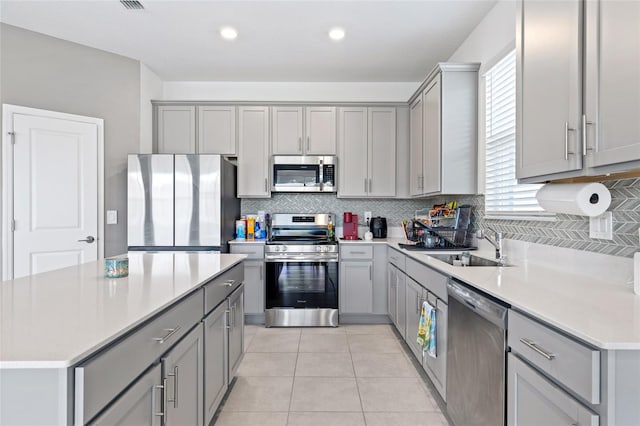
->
{"left": 484, "top": 50, "right": 546, "bottom": 218}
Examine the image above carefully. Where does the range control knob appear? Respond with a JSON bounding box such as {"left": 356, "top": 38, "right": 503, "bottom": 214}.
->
{"left": 281, "top": 245, "right": 287, "bottom": 252}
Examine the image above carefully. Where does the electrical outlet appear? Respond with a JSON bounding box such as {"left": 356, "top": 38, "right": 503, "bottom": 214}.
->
{"left": 589, "top": 211, "right": 612, "bottom": 240}
{"left": 364, "top": 211, "right": 372, "bottom": 225}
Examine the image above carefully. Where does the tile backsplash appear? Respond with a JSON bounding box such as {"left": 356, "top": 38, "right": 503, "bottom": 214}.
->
{"left": 241, "top": 193, "right": 480, "bottom": 228}
{"left": 479, "top": 178, "right": 640, "bottom": 258}
{"left": 242, "top": 177, "right": 640, "bottom": 258}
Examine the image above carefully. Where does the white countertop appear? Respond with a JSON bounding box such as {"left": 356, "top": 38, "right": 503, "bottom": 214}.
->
{"left": 372, "top": 238, "right": 639, "bottom": 350}
{"left": 0, "top": 252, "right": 246, "bottom": 369}
{"left": 232, "top": 234, "right": 640, "bottom": 348}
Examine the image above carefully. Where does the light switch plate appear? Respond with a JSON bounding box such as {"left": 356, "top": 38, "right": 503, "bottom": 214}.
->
{"left": 107, "top": 210, "right": 118, "bottom": 225}
{"left": 589, "top": 211, "right": 612, "bottom": 240}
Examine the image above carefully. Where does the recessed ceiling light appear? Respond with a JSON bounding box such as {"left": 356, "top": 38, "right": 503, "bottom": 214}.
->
{"left": 329, "top": 28, "right": 345, "bottom": 41}
{"left": 220, "top": 27, "right": 238, "bottom": 40}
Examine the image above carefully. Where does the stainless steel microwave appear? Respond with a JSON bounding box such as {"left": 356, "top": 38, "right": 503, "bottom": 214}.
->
{"left": 271, "top": 156, "right": 337, "bottom": 193}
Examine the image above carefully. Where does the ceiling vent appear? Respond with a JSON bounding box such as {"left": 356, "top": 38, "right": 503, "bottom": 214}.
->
{"left": 120, "top": 0, "right": 144, "bottom": 10}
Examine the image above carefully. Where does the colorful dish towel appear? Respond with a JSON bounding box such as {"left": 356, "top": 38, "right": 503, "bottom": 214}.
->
{"left": 417, "top": 300, "right": 437, "bottom": 358}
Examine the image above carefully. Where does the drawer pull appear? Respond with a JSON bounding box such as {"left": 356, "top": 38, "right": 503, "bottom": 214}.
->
{"left": 223, "top": 279, "right": 236, "bottom": 287}
{"left": 350, "top": 251, "right": 366, "bottom": 255}
{"left": 152, "top": 326, "right": 181, "bottom": 344}
{"left": 520, "top": 338, "right": 556, "bottom": 360}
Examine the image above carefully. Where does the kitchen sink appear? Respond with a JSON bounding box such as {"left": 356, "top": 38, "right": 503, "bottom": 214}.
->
{"left": 426, "top": 253, "right": 510, "bottom": 267}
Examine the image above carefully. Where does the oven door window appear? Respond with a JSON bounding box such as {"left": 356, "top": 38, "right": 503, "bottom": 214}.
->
{"left": 265, "top": 261, "right": 338, "bottom": 309}
{"left": 273, "top": 165, "right": 320, "bottom": 188}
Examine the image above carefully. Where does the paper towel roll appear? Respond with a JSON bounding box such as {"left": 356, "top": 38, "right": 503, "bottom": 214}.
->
{"left": 535, "top": 183, "right": 611, "bottom": 216}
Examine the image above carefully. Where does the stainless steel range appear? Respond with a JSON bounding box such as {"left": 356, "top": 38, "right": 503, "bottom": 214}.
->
{"left": 264, "top": 213, "right": 338, "bottom": 327}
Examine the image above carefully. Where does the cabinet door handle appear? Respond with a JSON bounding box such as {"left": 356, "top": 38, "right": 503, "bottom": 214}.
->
{"left": 231, "top": 304, "right": 236, "bottom": 329}
{"left": 264, "top": 178, "right": 268, "bottom": 193}
{"left": 298, "top": 136, "right": 302, "bottom": 153}
{"left": 417, "top": 175, "right": 422, "bottom": 190}
{"left": 225, "top": 310, "right": 231, "bottom": 330}
{"left": 369, "top": 178, "right": 372, "bottom": 193}
{"left": 307, "top": 136, "right": 310, "bottom": 152}
{"left": 167, "top": 366, "right": 179, "bottom": 408}
{"left": 416, "top": 294, "right": 420, "bottom": 314}
{"left": 582, "top": 114, "right": 595, "bottom": 155}
{"left": 564, "top": 122, "right": 576, "bottom": 160}
{"left": 520, "top": 338, "right": 556, "bottom": 360}
{"left": 369, "top": 265, "right": 372, "bottom": 281}
{"left": 153, "top": 326, "right": 181, "bottom": 344}
{"left": 364, "top": 178, "right": 367, "bottom": 192}
{"left": 259, "top": 265, "right": 263, "bottom": 280}
{"left": 153, "top": 379, "right": 166, "bottom": 419}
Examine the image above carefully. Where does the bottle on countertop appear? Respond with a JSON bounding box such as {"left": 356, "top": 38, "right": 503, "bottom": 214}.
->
{"left": 247, "top": 216, "right": 255, "bottom": 240}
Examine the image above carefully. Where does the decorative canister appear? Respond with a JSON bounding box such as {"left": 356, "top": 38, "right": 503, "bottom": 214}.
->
{"left": 105, "top": 257, "right": 129, "bottom": 278}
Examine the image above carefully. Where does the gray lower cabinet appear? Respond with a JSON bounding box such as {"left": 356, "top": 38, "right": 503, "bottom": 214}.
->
{"left": 387, "top": 264, "right": 398, "bottom": 325}
{"left": 91, "top": 363, "right": 162, "bottom": 425}
{"left": 203, "top": 302, "right": 228, "bottom": 425}
{"left": 228, "top": 285, "right": 245, "bottom": 379}
{"left": 243, "top": 260, "right": 264, "bottom": 315}
{"left": 422, "top": 293, "right": 447, "bottom": 401}
{"left": 404, "top": 277, "right": 424, "bottom": 360}
{"left": 339, "top": 261, "right": 373, "bottom": 313}
{"left": 161, "top": 323, "right": 204, "bottom": 426}
{"left": 339, "top": 244, "right": 388, "bottom": 321}
{"left": 387, "top": 262, "right": 406, "bottom": 338}
{"left": 230, "top": 243, "right": 265, "bottom": 321}
{"left": 508, "top": 353, "right": 599, "bottom": 426}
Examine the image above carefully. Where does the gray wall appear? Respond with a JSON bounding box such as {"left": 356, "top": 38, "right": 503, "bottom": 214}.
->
{"left": 0, "top": 23, "right": 140, "bottom": 256}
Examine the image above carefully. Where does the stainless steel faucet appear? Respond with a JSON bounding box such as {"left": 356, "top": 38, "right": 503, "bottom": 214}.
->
{"left": 477, "top": 228, "right": 505, "bottom": 264}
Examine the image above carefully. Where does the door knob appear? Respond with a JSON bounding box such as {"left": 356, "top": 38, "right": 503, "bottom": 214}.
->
{"left": 78, "top": 236, "right": 95, "bottom": 243}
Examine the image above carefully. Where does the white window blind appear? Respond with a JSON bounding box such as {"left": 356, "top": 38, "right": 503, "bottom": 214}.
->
{"left": 485, "top": 51, "right": 545, "bottom": 217}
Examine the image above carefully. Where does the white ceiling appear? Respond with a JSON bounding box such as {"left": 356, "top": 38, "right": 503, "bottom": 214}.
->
{"left": 0, "top": 0, "right": 496, "bottom": 82}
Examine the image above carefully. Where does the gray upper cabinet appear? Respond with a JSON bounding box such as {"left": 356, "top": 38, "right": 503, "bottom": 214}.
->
{"left": 198, "top": 106, "right": 236, "bottom": 155}
{"left": 305, "top": 106, "right": 337, "bottom": 155}
{"left": 423, "top": 78, "right": 442, "bottom": 195}
{"left": 516, "top": 0, "right": 583, "bottom": 181}
{"left": 517, "top": 0, "right": 640, "bottom": 182}
{"left": 238, "top": 106, "right": 270, "bottom": 198}
{"left": 338, "top": 107, "right": 396, "bottom": 198}
{"left": 155, "top": 104, "right": 236, "bottom": 154}
{"left": 584, "top": 0, "right": 640, "bottom": 170}
{"left": 157, "top": 105, "right": 197, "bottom": 154}
{"left": 409, "top": 96, "right": 424, "bottom": 196}
{"left": 408, "top": 63, "right": 479, "bottom": 196}
{"left": 272, "top": 106, "right": 304, "bottom": 154}
{"left": 271, "top": 106, "right": 336, "bottom": 155}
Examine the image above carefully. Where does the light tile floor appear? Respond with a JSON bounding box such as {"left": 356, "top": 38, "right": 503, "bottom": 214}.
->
{"left": 214, "top": 324, "right": 450, "bottom": 426}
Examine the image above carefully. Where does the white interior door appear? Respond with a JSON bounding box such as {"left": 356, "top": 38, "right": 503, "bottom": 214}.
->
{"left": 5, "top": 107, "right": 102, "bottom": 279}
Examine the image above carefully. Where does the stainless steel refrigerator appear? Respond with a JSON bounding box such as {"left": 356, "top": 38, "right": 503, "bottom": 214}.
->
{"left": 127, "top": 154, "right": 240, "bottom": 252}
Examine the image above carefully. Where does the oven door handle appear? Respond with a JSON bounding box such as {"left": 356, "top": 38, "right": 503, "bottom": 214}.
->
{"left": 264, "top": 257, "right": 339, "bottom": 263}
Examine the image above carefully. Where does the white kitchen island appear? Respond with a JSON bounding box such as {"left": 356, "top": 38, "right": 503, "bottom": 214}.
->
{"left": 0, "top": 251, "right": 246, "bottom": 426}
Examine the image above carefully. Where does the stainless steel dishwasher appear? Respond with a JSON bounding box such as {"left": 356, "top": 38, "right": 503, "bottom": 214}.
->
{"left": 447, "top": 279, "right": 508, "bottom": 426}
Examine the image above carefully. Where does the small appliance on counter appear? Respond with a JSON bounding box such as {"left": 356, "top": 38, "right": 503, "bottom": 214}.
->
{"left": 369, "top": 216, "right": 387, "bottom": 238}
{"left": 342, "top": 212, "right": 359, "bottom": 240}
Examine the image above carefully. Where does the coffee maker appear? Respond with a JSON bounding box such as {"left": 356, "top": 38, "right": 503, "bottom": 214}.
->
{"left": 342, "top": 212, "right": 358, "bottom": 240}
